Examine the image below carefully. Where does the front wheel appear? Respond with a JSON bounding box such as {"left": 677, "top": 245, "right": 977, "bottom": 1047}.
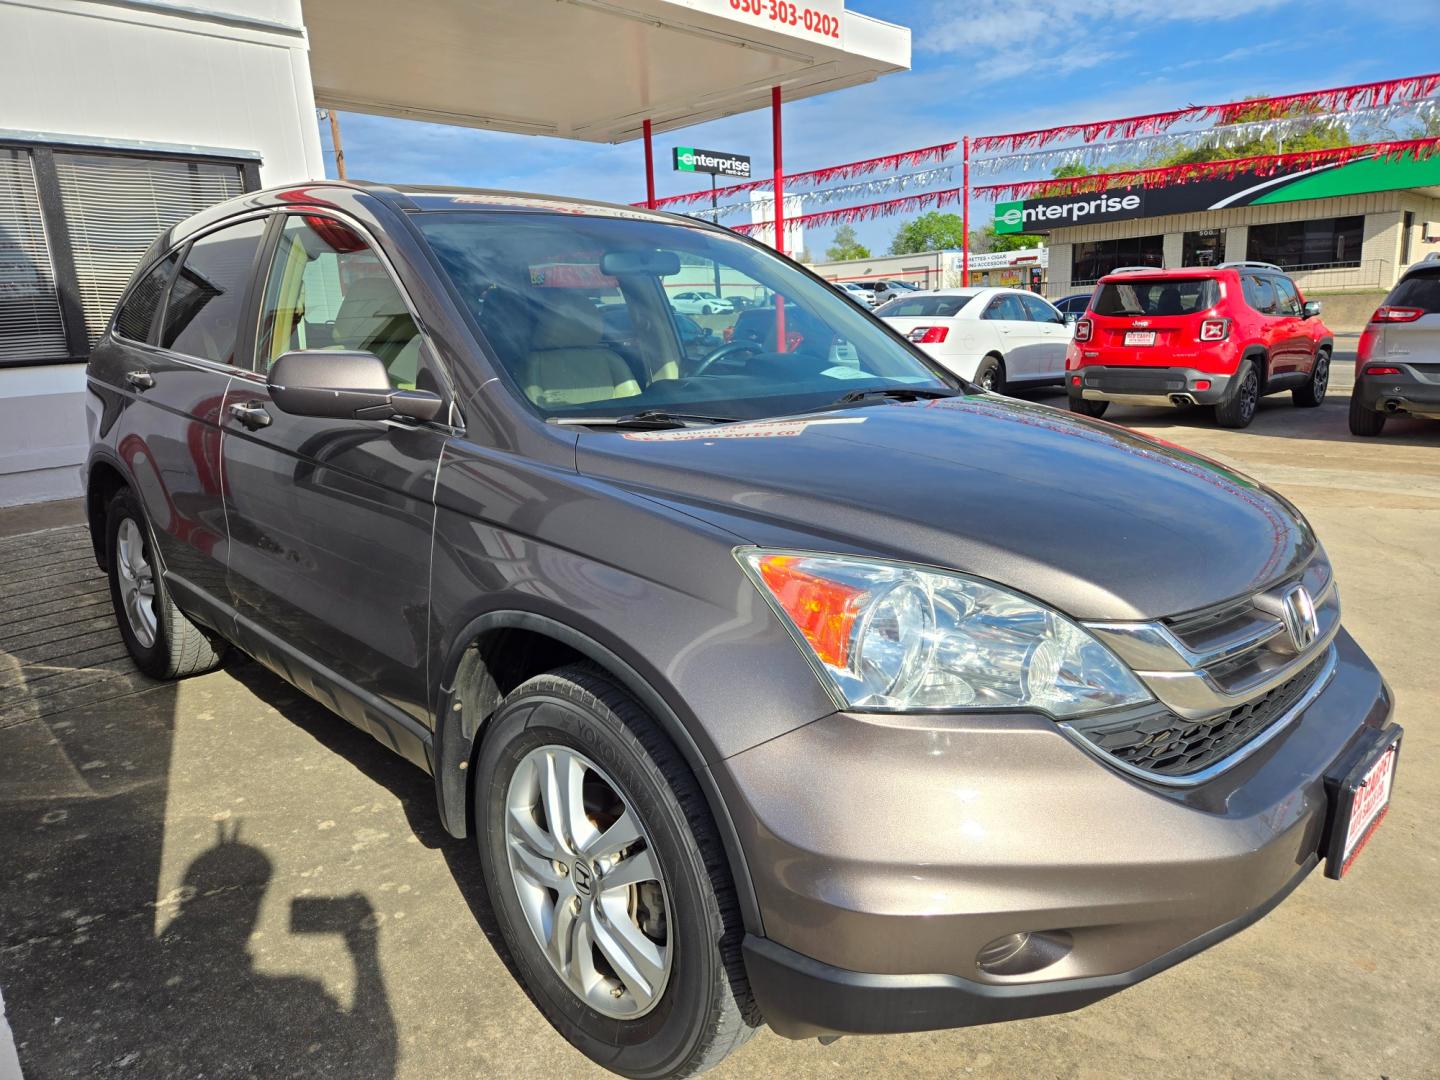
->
{"left": 1293, "top": 349, "right": 1330, "bottom": 407}
{"left": 1215, "top": 358, "right": 1260, "bottom": 429}
{"left": 475, "top": 664, "right": 758, "bottom": 1078}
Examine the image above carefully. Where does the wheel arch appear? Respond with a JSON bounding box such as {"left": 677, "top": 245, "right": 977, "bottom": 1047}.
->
{"left": 432, "top": 608, "right": 765, "bottom": 935}
{"left": 1240, "top": 345, "right": 1270, "bottom": 390}
{"left": 85, "top": 453, "right": 133, "bottom": 571}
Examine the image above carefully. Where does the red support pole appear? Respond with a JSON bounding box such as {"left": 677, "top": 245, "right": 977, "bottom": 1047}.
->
{"left": 771, "top": 86, "right": 786, "bottom": 256}
{"left": 961, "top": 134, "right": 970, "bottom": 287}
{"left": 643, "top": 118, "right": 656, "bottom": 210}
{"left": 772, "top": 85, "right": 786, "bottom": 351}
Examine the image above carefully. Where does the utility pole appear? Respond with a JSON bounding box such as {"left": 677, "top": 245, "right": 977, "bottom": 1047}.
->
{"left": 327, "top": 110, "right": 347, "bottom": 179}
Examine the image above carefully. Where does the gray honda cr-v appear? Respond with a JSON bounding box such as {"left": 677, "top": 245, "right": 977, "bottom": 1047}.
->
{"left": 85, "top": 182, "right": 1401, "bottom": 1078}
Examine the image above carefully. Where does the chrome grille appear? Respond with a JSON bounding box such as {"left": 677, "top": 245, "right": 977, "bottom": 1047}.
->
{"left": 1073, "top": 555, "right": 1340, "bottom": 784}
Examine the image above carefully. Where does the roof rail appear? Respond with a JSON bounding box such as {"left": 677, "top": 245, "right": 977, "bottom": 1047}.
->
{"left": 1107, "top": 265, "right": 1163, "bottom": 275}
{"left": 1422, "top": 251, "right": 1440, "bottom": 263}
{"left": 1217, "top": 260, "right": 1284, "bottom": 273}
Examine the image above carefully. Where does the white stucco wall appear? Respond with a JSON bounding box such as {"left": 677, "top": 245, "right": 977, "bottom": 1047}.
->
{"left": 0, "top": 0, "right": 323, "bottom": 505}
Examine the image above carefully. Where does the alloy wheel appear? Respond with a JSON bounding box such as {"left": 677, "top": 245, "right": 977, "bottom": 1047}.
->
{"left": 1313, "top": 355, "right": 1329, "bottom": 401}
{"left": 1239, "top": 371, "right": 1258, "bottom": 421}
{"left": 504, "top": 744, "right": 672, "bottom": 1019}
{"left": 115, "top": 517, "right": 158, "bottom": 648}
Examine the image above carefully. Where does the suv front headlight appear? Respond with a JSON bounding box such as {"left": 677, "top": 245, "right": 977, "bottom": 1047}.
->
{"left": 738, "top": 550, "right": 1151, "bottom": 717}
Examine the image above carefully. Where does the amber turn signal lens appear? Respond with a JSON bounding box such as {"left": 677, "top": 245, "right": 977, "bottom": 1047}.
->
{"left": 756, "top": 555, "right": 864, "bottom": 669}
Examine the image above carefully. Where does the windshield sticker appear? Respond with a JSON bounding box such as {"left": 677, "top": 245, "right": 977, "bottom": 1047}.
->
{"left": 621, "top": 417, "right": 866, "bottom": 442}
{"left": 819, "top": 366, "right": 874, "bottom": 380}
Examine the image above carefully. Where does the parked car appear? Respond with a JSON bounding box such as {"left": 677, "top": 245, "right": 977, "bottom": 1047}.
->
{"left": 1068, "top": 262, "right": 1332, "bottom": 429}
{"left": 1053, "top": 292, "right": 1092, "bottom": 323}
{"left": 1349, "top": 253, "right": 1440, "bottom": 436}
{"left": 834, "top": 280, "right": 875, "bottom": 307}
{"left": 86, "top": 183, "right": 1399, "bottom": 1079}
{"left": 868, "top": 278, "right": 919, "bottom": 306}
{"left": 876, "top": 287, "right": 1070, "bottom": 391}
{"left": 669, "top": 289, "right": 733, "bottom": 314}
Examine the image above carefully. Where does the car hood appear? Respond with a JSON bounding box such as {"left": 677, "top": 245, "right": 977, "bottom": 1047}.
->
{"left": 573, "top": 396, "right": 1316, "bottom": 621}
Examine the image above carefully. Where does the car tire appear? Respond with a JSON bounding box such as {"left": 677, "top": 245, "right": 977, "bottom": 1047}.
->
{"left": 1215, "top": 358, "right": 1260, "bottom": 429}
{"left": 973, "top": 355, "right": 1006, "bottom": 394}
{"left": 1292, "top": 349, "right": 1330, "bottom": 407}
{"left": 1348, "top": 389, "right": 1387, "bottom": 437}
{"left": 1068, "top": 394, "right": 1109, "bottom": 418}
{"left": 104, "top": 488, "right": 226, "bottom": 680}
{"left": 474, "top": 663, "right": 760, "bottom": 1079}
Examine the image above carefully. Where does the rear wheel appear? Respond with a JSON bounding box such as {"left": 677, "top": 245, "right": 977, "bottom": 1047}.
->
{"left": 973, "top": 355, "right": 1005, "bottom": 394}
{"left": 1293, "top": 349, "right": 1330, "bottom": 407}
{"left": 1348, "top": 389, "right": 1387, "bottom": 436}
{"left": 1068, "top": 394, "right": 1109, "bottom": 418}
{"left": 1215, "top": 358, "right": 1260, "bottom": 429}
{"left": 105, "top": 488, "right": 225, "bottom": 679}
{"left": 475, "top": 663, "right": 759, "bottom": 1078}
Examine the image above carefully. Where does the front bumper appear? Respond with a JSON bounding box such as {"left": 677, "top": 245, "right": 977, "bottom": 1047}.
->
{"left": 1071, "top": 365, "right": 1231, "bottom": 407}
{"left": 725, "top": 628, "right": 1394, "bottom": 1039}
{"left": 1352, "top": 367, "right": 1440, "bottom": 419}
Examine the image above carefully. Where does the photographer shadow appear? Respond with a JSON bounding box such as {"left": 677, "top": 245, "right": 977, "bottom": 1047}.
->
{"left": 149, "top": 821, "right": 398, "bottom": 1079}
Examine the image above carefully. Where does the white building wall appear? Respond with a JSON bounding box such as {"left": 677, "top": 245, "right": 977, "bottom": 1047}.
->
{"left": 0, "top": 0, "right": 323, "bottom": 505}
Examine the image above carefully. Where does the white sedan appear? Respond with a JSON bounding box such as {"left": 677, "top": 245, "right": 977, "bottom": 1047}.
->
{"left": 876, "top": 287, "right": 1071, "bottom": 392}
{"left": 669, "top": 290, "right": 735, "bottom": 314}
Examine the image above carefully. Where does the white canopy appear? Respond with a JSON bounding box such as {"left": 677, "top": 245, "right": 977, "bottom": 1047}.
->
{"left": 303, "top": 0, "right": 910, "bottom": 143}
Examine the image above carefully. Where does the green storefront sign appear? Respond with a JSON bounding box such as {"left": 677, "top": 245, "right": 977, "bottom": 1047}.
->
{"left": 993, "top": 152, "right": 1440, "bottom": 232}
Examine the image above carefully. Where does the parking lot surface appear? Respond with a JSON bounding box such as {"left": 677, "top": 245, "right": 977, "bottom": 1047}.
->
{"left": 2, "top": 361, "right": 1437, "bottom": 1079}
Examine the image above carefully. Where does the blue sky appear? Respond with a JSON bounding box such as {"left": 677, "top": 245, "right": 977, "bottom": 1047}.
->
{"left": 319, "top": 0, "right": 1439, "bottom": 257}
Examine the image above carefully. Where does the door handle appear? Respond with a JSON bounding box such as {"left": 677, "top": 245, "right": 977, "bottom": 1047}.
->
{"left": 228, "top": 401, "right": 272, "bottom": 430}
{"left": 124, "top": 370, "right": 155, "bottom": 391}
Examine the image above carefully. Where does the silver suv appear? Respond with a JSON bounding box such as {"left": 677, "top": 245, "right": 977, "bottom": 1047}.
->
{"left": 1350, "top": 253, "right": 1440, "bottom": 435}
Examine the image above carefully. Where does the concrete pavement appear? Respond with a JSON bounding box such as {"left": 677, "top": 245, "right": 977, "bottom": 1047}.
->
{"left": 0, "top": 371, "right": 1436, "bottom": 1079}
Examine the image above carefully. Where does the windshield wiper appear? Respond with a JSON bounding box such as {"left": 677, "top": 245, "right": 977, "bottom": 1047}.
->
{"left": 817, "top": 386, "right": 965, "bottom": 411}
{"left": 548, "top": 410, "right": 740, "bottom": 430}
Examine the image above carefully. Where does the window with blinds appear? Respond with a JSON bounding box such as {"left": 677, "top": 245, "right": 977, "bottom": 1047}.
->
{"left": 54, "top": 153, "right": 245, "bottom": 347}
{"left": 0, "top": 149, "right": 70, "bottom": 363}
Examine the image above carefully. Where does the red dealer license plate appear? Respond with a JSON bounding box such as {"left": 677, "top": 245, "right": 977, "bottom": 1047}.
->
{"left": 1324, "top": 728, "right": 1402, "bottom": 879}
{"left": 1124, "top": 331, "right": 1156, "bottom": 346}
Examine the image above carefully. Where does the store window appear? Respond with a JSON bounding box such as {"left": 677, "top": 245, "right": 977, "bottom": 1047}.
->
{"left": 1070, "top": 235, "right": 1164, "bottom": 284}
{"left": 1182, "top": 228, "right": 1223, "bottom": 267}
{"left": 0, "top": 140, "right": 253, "bottom": 367}
{"left": 0, "top": 149, "right": 69, "bottom": 363}
{"left": 1246, "top": 216, "right": 1363, "bottom": 270}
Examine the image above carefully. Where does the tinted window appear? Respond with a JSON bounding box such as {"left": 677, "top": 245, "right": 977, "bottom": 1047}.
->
{"left": 1071, "top": 235, "right": 1164, "bottom": 283}
{"left": 255, "top": 215, "right": 424, "bottom": 389}
{"left": 160, "top": 218, "right": 265, "bottom": 363}
{"left": 1019, "top": 293, "right": 1061, "bottom": 323}
{"left": 114, "top": 252, "right": 179, "bottom": 343}
{"left": 1247, "top": 215, "right": 1363, "bottom": 269}
{"left": 1241, "top": 274, "right": 1278, "bottom": 315}
{"left": 876, "top": 295, "right": 973, "bottom": 318}
{"left": 1271, "top": 276, "right": 1303, "bottom": 316}
{"left": 1387, "top": 270, "right": 1440, "bottom": 312}
{"left": 1093, "top": 278, "right": 1218, "bottom": 316}
{"left": 983, "top": 294, "right": 1027, "bottom": 321}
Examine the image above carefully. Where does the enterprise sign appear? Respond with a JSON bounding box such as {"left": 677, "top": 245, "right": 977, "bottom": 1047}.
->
{"left": 995, "top": 194, "right": 1140, "bottom": 233}
{"left": 673, "top": 146, "right": 751, "bottom": 178}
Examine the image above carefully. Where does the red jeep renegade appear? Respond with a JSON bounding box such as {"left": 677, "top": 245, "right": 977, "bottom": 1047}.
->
{"left": 1066, "top": 263, "right": 1333, "bottom": 429}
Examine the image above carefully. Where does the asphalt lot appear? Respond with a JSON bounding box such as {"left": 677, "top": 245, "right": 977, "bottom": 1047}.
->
{"left": 2, "top": 346, "right": 1437, "bottom": 1079}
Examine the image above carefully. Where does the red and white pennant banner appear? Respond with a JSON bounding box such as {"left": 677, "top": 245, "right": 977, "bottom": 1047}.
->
{"left": 637, "top": 142, "right": 956, "bottom": 209}
{"left": 730, "top": 187, "right": 964, "bottom": 235}
{"left": 972, "top": 72, "right": 1440, "bottom": 153}
{"left": 972, "top": 139, "right": 1440, "bottom": 201}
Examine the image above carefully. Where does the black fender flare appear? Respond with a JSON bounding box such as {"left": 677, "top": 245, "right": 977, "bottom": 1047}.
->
{"left": 431, "top": 607, "right": 764, "bottom": 936}
{"left": 1240, "top": 345, "right": 1270, "bottom": 390}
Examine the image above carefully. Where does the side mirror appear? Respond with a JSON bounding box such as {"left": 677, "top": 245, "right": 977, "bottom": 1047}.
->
{"left": 267, "top": 350, "right": 444, "bottom": 423}
{"left": 1062, "top": 312, "right": 1077, "bottom": 325}
{"left": 1302, "top": 300, "right": 1323, "bottom": 318}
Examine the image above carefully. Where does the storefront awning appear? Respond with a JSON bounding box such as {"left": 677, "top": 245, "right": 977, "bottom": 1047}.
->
{"left": 302, "top": 0, "right": 910, "bottom": 143}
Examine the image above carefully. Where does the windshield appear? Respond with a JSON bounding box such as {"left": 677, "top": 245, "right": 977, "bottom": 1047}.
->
{"left": 415, "top": 211, "right": 950, "bottom": 421}
{"left": 1092, "top": 278, "right": 1219, "bottom": 317}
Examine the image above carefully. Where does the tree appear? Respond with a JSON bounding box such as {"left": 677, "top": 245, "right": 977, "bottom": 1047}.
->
{"left": 825, "top": 224, "right": 870, "bottom": 261}
{"left": 888, "top": 211, "right": 969, "bottom": 254}
{"left": 975, "top": 223, "right": 1042, "bottom": 253}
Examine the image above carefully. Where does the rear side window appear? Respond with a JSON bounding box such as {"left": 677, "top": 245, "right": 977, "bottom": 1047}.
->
{"left": 1241, "top": 274, "right": 1279, "bottom": 315}
{"left": 1092, "top": 278, "right": 1219, "bottom": 316}
{"left": 877, "top": 295, "right": 973, "bottom": 318}
{"left": 160, "top": 218, "right": 266, "bottom": 364}
{"left": 1387, "top": 270, "right": 1440, "bottom": 312}
{"left": 983, "top": 293, "right": 1028, "bottom": 321}
{"left": 1271, "top": 276, "right": 1303, "bottom": 316}
{"left": 114, "top": 252, "right": 179, "bottom": 343}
